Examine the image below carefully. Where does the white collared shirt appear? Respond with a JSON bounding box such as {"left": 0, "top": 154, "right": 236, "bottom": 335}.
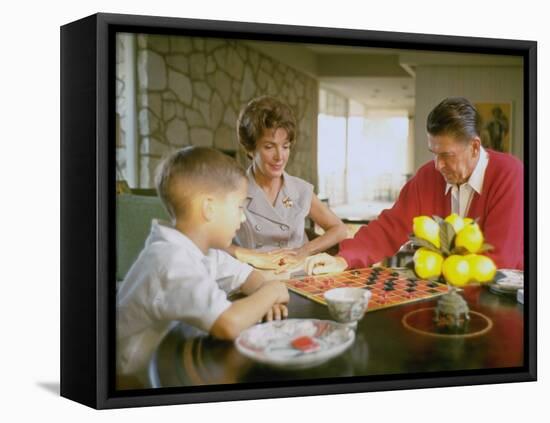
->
{"left": 445, "top": 146, "right": 489, "bottom": 217}
{"left": 116, "top": 220, "right": 253, "bottom": 375}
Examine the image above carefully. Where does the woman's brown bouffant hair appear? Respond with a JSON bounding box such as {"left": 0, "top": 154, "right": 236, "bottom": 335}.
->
{"left": 237, "top": 96, "right": 297, "bottom": 158}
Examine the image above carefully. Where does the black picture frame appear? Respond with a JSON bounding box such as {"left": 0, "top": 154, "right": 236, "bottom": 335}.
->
{"left": 60, "top": 12, "right": 537, "bottom": 409}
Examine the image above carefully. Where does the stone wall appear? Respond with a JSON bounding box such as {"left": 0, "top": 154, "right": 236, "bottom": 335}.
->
{"left": 117, "top": 34, "right": 319, "bottom": 189}
{"left": 115, "top": 35, "right": 128, "bottom": 178}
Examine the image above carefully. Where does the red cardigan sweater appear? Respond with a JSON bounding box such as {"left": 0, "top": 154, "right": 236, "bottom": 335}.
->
{"left": 339, "top": 150, "right": 524, "bottom": 270}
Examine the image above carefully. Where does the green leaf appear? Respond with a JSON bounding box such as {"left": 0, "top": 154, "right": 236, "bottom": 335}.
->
{"left": 451, "top": 246, "right": 469, "bottom": 255}
{"left": 478, "top": 243, "right": 494, "bottom": 253}
{"left": 426, "top": 274, "right": 441, "bottom": 281}
{"left": 400, "top": 267, "right": 417, "bottom": 279}
{"left": 432, "top": 215, "right": 444, "bottom": 225}
{"left": 439, "top": 221, "right": 455, "bottom": 256}
{"left": 409, "top": 236, "right": 441, "bottom": 253}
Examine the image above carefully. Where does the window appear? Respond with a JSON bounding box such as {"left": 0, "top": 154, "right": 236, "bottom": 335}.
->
{"left": 317, "top": 89, "right": 410, "bottom": 220}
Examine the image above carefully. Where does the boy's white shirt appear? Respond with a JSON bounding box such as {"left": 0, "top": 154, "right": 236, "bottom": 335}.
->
{"left": 116, "top": 219, "right": 253, "bottom": 375}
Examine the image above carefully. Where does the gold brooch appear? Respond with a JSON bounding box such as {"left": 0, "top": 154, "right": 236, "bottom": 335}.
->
{"left": 282, "top": 197, "right": 293, "bottom": 208}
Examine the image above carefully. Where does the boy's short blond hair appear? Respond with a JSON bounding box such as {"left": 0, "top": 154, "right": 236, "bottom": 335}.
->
{"left": 155, "top": 147, "right": 246, "bottom": 220}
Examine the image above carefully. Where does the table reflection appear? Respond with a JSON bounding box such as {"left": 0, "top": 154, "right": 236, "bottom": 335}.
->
{"left": 147, "top": 285, "right": 523, "bottom": 388}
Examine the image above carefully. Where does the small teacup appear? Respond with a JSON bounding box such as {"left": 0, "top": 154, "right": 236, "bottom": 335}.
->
{"left": 324, "top": 287, "right": 372, "bottom": 328}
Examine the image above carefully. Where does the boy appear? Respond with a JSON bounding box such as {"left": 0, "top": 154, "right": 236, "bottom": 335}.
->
{"left": 117, "top": 147, "right": 289, "bottom": 382}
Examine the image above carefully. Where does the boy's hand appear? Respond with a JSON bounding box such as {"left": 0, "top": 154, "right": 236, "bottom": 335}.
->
{"left": 266, "top": 280, "right": 289, "bottom": 304}
{"left": 263, "top": 303, "right": 289, "bottom": 322}
{"left": 304, "top": 253, "right": 348, "bottom": 275}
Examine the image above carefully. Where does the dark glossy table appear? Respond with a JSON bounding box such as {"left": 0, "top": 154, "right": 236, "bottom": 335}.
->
{"left": 151, "top": 285, "right": 523, "bottom": 387}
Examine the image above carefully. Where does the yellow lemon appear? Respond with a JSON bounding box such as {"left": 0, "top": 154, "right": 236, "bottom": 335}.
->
{"left": 467, "top": 254, "right": 497, "bottom": 283}
{"left": 442, "top": 255, "right": 471, "bottom": 287}
{"left": 455, "top": 223, "right": 484, "bottom": 253}
{"left": 444, "top": 213, "right": 465, "bottom": 233}
{"left": 463, "top": 217, "right": 474, "bottom": 225}
{"left": 413, "top": 216, "right": 440, "bottom": 248}
{"left": 413, "top": 248, "right": 444, "bottom": 279}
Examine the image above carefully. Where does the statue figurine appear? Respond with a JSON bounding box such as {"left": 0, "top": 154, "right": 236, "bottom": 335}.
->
{"left": 434, "top": 288, "right": 470, "bottom": 326}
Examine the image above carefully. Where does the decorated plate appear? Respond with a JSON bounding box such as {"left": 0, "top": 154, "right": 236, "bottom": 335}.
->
{"left": 235, "top": 319, "right": 355, "bottom": 369}
{"left": 489, "top": 269, "right": 524, "bottom": 295}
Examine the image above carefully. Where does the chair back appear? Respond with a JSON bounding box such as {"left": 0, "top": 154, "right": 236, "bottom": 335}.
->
{"left": 116, "top": 194, "right": 169, "bottom": 281}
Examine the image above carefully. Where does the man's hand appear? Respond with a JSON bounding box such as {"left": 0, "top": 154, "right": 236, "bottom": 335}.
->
{"left": 304, "top": 253, "right": 348, "bottom": 275}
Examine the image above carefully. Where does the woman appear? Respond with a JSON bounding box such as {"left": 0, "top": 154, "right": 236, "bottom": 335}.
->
{"left": 228, "top": 96, "right": 347, "bottom": 271}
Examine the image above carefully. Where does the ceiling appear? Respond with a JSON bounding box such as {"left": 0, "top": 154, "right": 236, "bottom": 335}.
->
{"left": 320, "top": 76, "right": 415, "bottom": 115}
{"left": 303, "top": 45, "right": 415, "bottom": 114}
{"left": 246, "top": 41, "right": 522, "bottom": 117}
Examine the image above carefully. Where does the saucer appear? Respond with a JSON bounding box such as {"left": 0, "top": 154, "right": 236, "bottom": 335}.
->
{"left": 235, "top": 319, "right": 355, "bottom": 369}
{"left": 489, "top": 269, "right": 524, "bottom": 296}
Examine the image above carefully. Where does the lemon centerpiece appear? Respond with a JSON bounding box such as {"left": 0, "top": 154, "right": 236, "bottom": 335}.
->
{"left": 455, "top": 223, "right": 484, "bottom": 253}
{"left": 467, "top": 254, "right": 497, "bottom": 283}
{"left": 413, "top": 248, "right": 444, "bottom": 279}
{"left": 444, "top": 213, "right": 465, "bottom": 233}
{"left": 408, "top": 213, "right": 496, "bottom": 326}
{"left": 441, "top": 255, "right": 471, "bottom": 287}
{"left": 413, "top": 216, "right": 441, "bottom": 249}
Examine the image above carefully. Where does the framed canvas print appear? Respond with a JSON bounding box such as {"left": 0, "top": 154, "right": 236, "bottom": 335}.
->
{"left": 60, "top": 13, "right": 537, "bottom": 409}
{"left": 475, "top": 102, "right": 513, "bottom": 153}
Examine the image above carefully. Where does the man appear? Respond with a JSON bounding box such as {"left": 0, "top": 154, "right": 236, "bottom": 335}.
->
{"left": 306, "top": 97, "right": 524, "bottom": 273}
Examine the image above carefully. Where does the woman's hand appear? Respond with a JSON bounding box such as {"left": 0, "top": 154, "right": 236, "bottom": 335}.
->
{"left": 235, "top": 248, "right": 292, "bottom": 270}
{"left": 267, "top": 248, "right": 310, "bottom": 274}
{"left": 304, "top": 253, "right": 348, "bottom": 275}
{"left": 236, "top": 247, "right": 309, "bottom": 273}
